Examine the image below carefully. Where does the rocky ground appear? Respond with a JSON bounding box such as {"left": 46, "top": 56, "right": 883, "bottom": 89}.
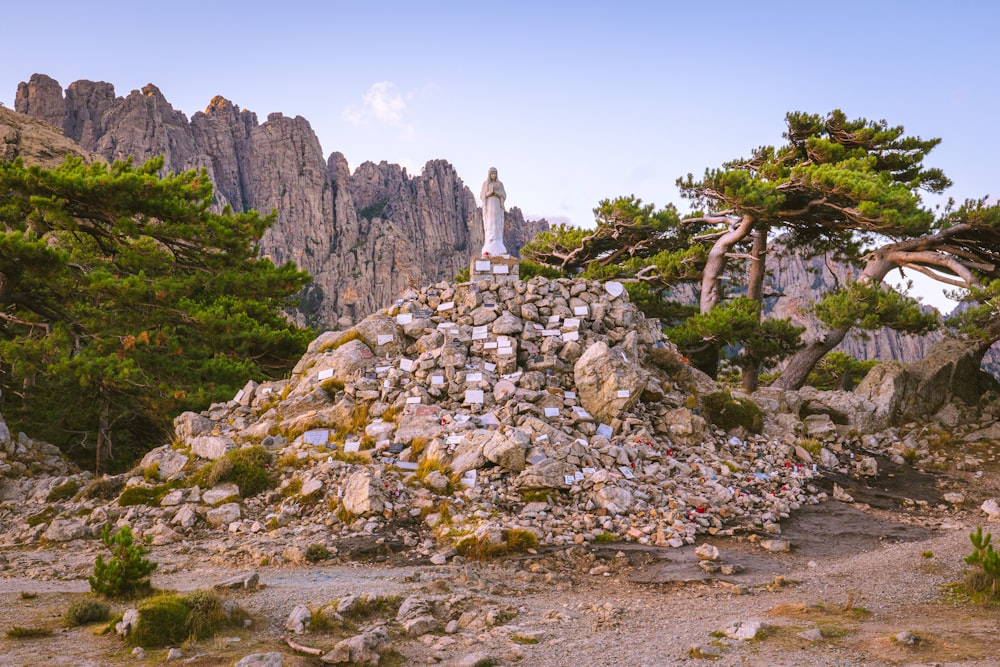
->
{"left": 0, "top": 455, "right": 998, "bottom": 667}
{"left": 1, "top": 274, "right": 999, "bottom": 665}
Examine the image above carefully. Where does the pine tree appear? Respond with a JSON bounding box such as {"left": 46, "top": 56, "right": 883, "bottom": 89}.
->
{"left": 0, "top": 156, "right": 313, "bottom": 471}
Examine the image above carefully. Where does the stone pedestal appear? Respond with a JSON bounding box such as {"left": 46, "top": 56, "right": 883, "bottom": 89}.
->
{"left": 469, "top": 255, "right": 519, "bottom": 283}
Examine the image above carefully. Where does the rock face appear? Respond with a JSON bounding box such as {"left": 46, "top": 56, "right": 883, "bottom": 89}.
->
{"left": 13, "top": 74, "right": 548, "bottom": 328}
{"left": 765, "top": 239, "right": 940, "bottom": 365}
{"left": 855, "top": 337, "right": 995, "bottom": 425}
{"left": 0, "top": 105, "right": 98, "bottom": 167}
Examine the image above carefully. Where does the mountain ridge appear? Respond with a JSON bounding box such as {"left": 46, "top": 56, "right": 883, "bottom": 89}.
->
{"left": 14, "top": 73, "right": 548, "bottom": 328}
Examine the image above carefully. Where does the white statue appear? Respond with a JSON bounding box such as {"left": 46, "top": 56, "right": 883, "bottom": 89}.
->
{"left": 480, "top": 167, "right": 507, "bottom": 256}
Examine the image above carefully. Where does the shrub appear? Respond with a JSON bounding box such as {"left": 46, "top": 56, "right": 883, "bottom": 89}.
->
{"left": 26, "top": 506, "right": 56, "bottom": 527}
{"left": 306, "top": 544, "right": 331, "bottom": 563}
{"left": 46, "top": 479, "right": 80, "bottom": 502}
{"left": 701, "top": 391, "right": 764, "bottom": 434}
{"left": 191, "top": 446, "right": 273, "bottom": 498}
{"left": 6, "top": 626, "right": 52, "bottom": 638}
{"left": 88, "top": 524, "right": 157, "bottom": 599}
{"left": 80, "top": 476, "right": 125, "bottom": 500}
{"left": 128, "top": 594, "right": 190, "bottom": 647}
{"left": 180, "top": 589, "right": 229, "bottom": 641}
{"left": 64, "top": 598, "right": 110, "bottom": 626}
{"left": 118, "top": 484, "right": 171, "bottom": 507}
{"left": 963, "top": 526, "right": 1000, "bottom": 601}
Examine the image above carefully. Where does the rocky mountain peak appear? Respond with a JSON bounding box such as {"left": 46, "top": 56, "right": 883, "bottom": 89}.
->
{"left": 12, "top": 74, "right": 549, "bottom": 328}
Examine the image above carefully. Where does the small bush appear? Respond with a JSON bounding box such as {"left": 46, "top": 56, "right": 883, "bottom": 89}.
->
{"left": 963, "top": 526, "right": 1000, "bottom": 601}
{"left": 118, "top": 484, "right": 171, "bottom": 507}
{"left": 26, "top": 506, "right": 56, "bottom": 527}
{"left": 64, "top": 598, "right": 110, "bottom": 626}
{"left": 191, "top": 446, "right": 273, "bottom": 498}
{"left": 181, "top": 589, "right": 229, "bottom": 641}
{"left": 6, "top": 626, "right": 52, "bottom": 638}
{"left": 128, "top": 594, "right": 190, "bottom": 647}
{"left": 701, "top": 391, "right": 764, "bottom": 434}
{"left": 46, "top": 479, "right": 80, "bottom": 502}
{"left": 798, "top": 438, "right": 823, "bottom": 457}
{"left": 80, "top": 476, "right": 126, "bottom": 500}
{"left": 19, "top": 591, "right": 37, "bottom": 600}
{"left": 648, "top": 345, "right": 686, "bottom": 375}
{"left": 593, "top": 532, "right": 617, "bottom": 543}
{"left": 89, "top": 524, "right": 157, "bottom": 599}
{"left": 306, "top": 544, "right": 331, "bottom": 563}
{"left": 504, "top": 528, "right": 539, "bottom": 553}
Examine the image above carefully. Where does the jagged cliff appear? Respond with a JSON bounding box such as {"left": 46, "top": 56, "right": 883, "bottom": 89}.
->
{"left": 14, "top": 74, "right": 548, "bottom": 328}
{"left": 765, "top": 242, "right": 941, "bottom": 364}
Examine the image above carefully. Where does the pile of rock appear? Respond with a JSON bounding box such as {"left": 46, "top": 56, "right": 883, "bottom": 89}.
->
{"left": 59, "top": 274, "right": 825, "bottom": 560}
{"left": 8, "top": 273, "right": 998, "bottom": 561}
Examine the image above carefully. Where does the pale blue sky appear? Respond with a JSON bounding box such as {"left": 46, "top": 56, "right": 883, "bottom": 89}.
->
{"left": 4, "top": 1, "right": 998, "bottom": 309}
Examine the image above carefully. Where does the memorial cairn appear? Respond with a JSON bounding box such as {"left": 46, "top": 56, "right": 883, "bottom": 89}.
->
{"left": 23, "top": 168, "right": 822, "bottom": 564}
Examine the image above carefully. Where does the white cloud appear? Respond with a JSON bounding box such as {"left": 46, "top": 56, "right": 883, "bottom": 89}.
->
{"left": 342, "top": 81, "right": 415, "bottom": 140}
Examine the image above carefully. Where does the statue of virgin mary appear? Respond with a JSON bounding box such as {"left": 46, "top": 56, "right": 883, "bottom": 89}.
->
{"left": 480, "top": 167, "right": 507, "bottom": 256}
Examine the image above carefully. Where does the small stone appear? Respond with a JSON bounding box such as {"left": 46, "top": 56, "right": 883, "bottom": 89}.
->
{"left": 832, "top": 483, "right": 854, "bottom": 503}
{"left": 166, "top": 648, "right": 183, "bottom": 661}
{"left": 430, "top": 553, "right": 448, "bottom": 565}
{"left": 234, "top": 652, "right": 284, "bottom": 667}
{"left": 759, "top": 539, "right": 791, "bottom": 553}
{"left": 721, "top": 620, "right": 769, "bottom": 640}
{"left": 285, "top": 605, "right": 311, "bottom": 634}
{"left": 943, "top": 492, "right": 965, "bottom": 505}
{"left": 981, "top": 498, "right": 1000, "bottom": 521}
{"left": 798, "top": 628, "right": 824, "bottom": 642}
{"left": 695, "top": 543, "right": 721, "bottom": 561}
{"left": 894, "top": 630, "right": 920, "bottom": 645}
{"left": 131, "top": 647, "right": 146, "bottom": 660}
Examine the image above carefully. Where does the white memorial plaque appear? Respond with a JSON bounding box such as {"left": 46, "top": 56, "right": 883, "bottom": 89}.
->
{"left": 597, "top": 423, "right": 614, "bottom": 438}
{"left": 261, "top": 387, "right": 273, "bottom": 395}
{"left": 548, "top": 315, "right": 561, "bottom": 324}
{"left": 472, "top": 330, "right": 488, "bottom": 341}
{"left": 492, "top": 264, "right": 509, "bottom": 274}
{"left": 498, "top": 346, "right": 513, "bottom": 356}
{"left": 405, "top": 396, "right": 422, "bottom": 404}
{"left": 431, "top": 375, "right": 445, "bottom": 386}
{"left": 582, "top": 467, "right": 597, "bottom": 475}
{"left": 376, "top": 439, "right": 390, "bottom": 448}
{"left": 466, "top": 372, "right": 483, "bottom": 382}
{"left": 574, "top": 471, "right": 584, "bottom": 482}
{"left": 536, "top": 434, "right": 549, "bottom": 442}
{"left": 448, "top": 329, "right": 460, "bottom": 337}
{"left": 344, "top": 441, "right": 361, "bottom": 453}
{"left": 454, "top": 414, "right": 471, "bottom": 423}
{"left": 375, "top": 365, "right": 391, "bottom": 373}
{"left": 574, "top": 305, "right": 589, "bottom": 316}
{"left": 461, "top": 470, "right": 477, "bottom": 488}
{"left": 446, "top": 434, "right": 464, "bottom": 445}
{"left": 437, "top": 301, "right": 455, "bottom": 312}
{"left": 484, "top": 341, "right": 498, "bottom": 349}
{"left": 542, "top": 329, "right": 560, "bottom": 337}
{"left": 399, "top": 358, "right": 415, "bottom": 372}
{"left": 502, "top": 370, "right": 523, "bottom": 380}
{"left": 564, "top": 391, "right": 577, "bottom": 399}
{"left": 497, "top": 335, "right": 510, "bottom": 344}
{"left": 564, "top": 317, "right": 580, "bottom": 329}
{"left": 619, "top": 465, "right": 635, "bottom": 479}
{"left": 396, "top": 313, "right": 413, "bottom": 325}
{"left": 564, "top": 475, "right": 576, "bottom": 485}
{"left": 544, "top": 407, "right": 560, "bottom": 418}
{"left": 377, "top": 334, "right": 394, "bottom": 346}
{"left": 317, "top": 368, "right": 334, "bottom": 381}
{"left": 617, "top": 389, "right": 631, "bottom": 398}
{"left": 475, "top": 260, "right": 491, "bottom": 272}
{"left": 396, "top": 461, "right": 418, "bottom": 471}
{"left": 562, "top": 331, "right": 580, "bottom": 342}
{"left": 465, "top": 389, "right": 484, "bottom": 404}
{"left": 303, "top": 429, "right": 329, "bottom": 445}
{"left": 233, "top": 389, "right": 244, "bottom": 402}
{"left": 484, "top": 362, "right": 497, "bottom": 371}
{"left": 605, "top": 281, "right": 625, "bottom": 297}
